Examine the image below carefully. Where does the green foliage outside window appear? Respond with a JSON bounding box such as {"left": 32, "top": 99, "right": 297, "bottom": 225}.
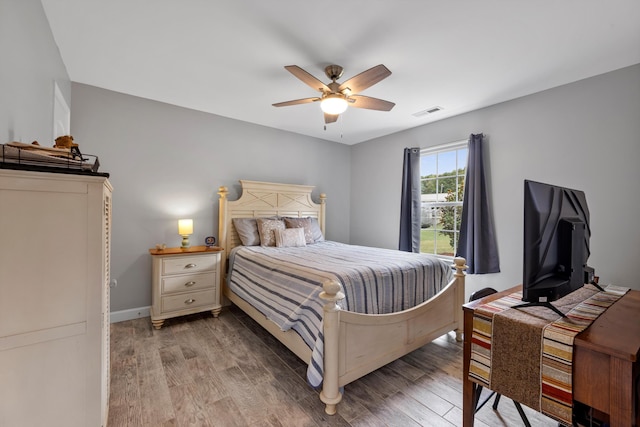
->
{"left": 420, "top": 168, "right": 465, "bottom": 194}
{"left": 440, "top": 180, "right": 465, "bottom": 248}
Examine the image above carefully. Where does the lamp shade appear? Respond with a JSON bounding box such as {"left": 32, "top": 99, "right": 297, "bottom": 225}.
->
{"left": 320, "top": 94, "right": 348, "bottom": 115}
{"left": 178, "top": 219, "right": 193, "bottom": 235}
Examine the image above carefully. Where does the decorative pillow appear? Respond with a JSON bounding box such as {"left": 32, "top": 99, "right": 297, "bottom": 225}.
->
{"left": 283, "top": 217, "right": 314, "bottom": 244}
{"left": 256, "top": 218, "right": 285, "bottom": 247}
{"left": 309, "top": 217, "right": 324, "bottom": 243}
{"left": 283, "top": 217, "right": 325, "bottom": 244}
{"left": 232, "top": 218, "right": 260, "bottom": 246}
{"left": 274, "top": 227, "right": 306, "bottom": 248}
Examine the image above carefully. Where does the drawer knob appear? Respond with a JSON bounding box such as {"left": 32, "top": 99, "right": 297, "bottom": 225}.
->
{"left": 184, "top": 263, "right": 197, "bottom": 269}
{"left": 185, "top": 298, "right": 196, "bottom": 305}
{"left": 185, "top": 281, "right": 196, "bottom": 287}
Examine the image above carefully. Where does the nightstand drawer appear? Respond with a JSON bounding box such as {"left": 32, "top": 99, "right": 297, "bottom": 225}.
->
{"left": 162, "top": 255, "right": 217, "bottom": 275}
{"left": 161, "top": 289, "right": 215, "bottom": 313}
{"left": 162, "top": 272, "right": 215, "bottom": 294}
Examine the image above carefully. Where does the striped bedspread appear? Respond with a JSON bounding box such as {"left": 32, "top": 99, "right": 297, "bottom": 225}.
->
{"left": 227, "top": 241, "right": 453, "bottom": 387}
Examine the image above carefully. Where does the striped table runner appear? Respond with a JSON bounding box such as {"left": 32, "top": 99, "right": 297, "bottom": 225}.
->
{"left": 469, "top": 284, "right": 629, "bottom": 425}
{"left": 469, "top": 291, "right": 523, "bottom": 388}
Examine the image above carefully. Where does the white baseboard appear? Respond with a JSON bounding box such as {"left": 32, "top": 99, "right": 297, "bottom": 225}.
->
{"left": 110, "top": 306, "right": 151, "bottom": 323}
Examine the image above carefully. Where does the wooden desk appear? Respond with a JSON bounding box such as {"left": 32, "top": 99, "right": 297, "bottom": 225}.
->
{"left": 462, "top": 286, "right": 640, "bottom": 427}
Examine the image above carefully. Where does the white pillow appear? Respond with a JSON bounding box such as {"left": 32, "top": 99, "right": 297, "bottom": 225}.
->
{"left": 274, "top": 227, "right": 307, "bottom": 248}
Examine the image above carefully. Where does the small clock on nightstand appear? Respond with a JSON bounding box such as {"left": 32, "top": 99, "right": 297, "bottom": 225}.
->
{"left": 148, "top": 245, "right": 224, "bottom": 329}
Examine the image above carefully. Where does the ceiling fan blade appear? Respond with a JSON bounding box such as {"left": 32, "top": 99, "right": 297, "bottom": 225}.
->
{"left": 349, "top": 95, "right": 395, "bottom": 111}
{"left": 285, "top": 65, "right": 330, "bottom": 93}
{"left": 338, "top": 64, "right": 391, "bottom": 94}
{"left": 324, "top": 113, "right": 339, "bottom": 124}
{"left": 272, "top": 97, "right": 320, "bottom": 107}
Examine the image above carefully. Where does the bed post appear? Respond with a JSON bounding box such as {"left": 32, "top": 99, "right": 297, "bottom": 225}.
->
{"left": 453, "top": 257, "right": 468, "bottom": 341}
{"left": 319, "top": 279, "right": 345, "bottom": 415}
{"left": 319, "top": 193, "right": 326, "bottom": 236}
{"left": 218, "top": 186, "right": 228, "bottom": 276}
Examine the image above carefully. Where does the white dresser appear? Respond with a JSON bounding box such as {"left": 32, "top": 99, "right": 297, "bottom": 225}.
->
{"left": 149, "top": 246, "right": 223, "bottom": 329}
{"left": 0, "top": 169, "right": 112, "bottom": 427}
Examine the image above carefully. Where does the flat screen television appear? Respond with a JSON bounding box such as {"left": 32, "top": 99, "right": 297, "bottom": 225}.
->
{"left": 521, "top": 180, "right": 594, "bottom": 314}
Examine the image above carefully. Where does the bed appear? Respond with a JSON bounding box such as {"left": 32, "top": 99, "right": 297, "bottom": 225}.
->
{"left": 218, "top": 180, "right": 467, "bottom": 415}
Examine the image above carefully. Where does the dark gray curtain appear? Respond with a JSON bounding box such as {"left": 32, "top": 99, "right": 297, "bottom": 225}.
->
{"left": 457, "top": 134, "right": 500, "bottom": 273}
{"left": 399, "top": 147, "right": 421, "bottom": 252}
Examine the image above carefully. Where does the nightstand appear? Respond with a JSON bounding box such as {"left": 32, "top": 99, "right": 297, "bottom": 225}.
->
{"left": 149, "top": 245, "right": 224, "bottom": 329}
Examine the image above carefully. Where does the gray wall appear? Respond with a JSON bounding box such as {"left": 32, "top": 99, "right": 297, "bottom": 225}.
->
{"left": 71, "top": 84, "right": 351, "bottom": 312}
{"left": 351, "top": 64, "right": 640, "bottom": 296}
{"left": 0, "top": 0, "right": 70, "bottom": 144}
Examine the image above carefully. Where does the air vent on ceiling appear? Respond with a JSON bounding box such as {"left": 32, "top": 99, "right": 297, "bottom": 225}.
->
{"left": 412, "top": 106, "right": 443, "bottom": 117}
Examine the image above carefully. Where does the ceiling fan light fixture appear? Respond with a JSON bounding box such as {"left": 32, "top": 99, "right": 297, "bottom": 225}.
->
{"left": 320, "top": 94, "right": 348, "bottom": 115}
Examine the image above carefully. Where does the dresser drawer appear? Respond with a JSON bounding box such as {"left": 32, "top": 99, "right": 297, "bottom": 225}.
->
{"left": 162, "top": 272, "right": 214, "bottom": 294}
{"left": 161, "top": 289, "right": 215, "bottom": 313}
{"left": 162, "top": 254, "right": 217, "bottom": 275}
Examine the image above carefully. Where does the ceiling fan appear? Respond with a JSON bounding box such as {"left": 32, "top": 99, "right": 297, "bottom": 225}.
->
{"left": 273, "top": 64, "right": 395, "bottom": 124}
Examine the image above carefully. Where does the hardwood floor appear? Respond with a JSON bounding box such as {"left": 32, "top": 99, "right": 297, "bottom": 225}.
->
{"left": 108, "top": 306, "right": 559, "bottom": 427}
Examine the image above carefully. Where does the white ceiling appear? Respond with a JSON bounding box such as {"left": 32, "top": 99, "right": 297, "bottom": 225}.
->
{"left": 41, "top": 0, "right": 640, "bottom": 145}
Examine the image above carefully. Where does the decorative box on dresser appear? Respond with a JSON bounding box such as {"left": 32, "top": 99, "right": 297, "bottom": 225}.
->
{"left": 149, "top": 245, "right": 223, "bottom": 329}
{"left": 0, "top": 168, "right": 112, "bottom": 427}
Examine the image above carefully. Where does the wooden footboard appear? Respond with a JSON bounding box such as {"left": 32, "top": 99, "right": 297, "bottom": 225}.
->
{"left": 319, "top": 257, "right": 467, "bottom": 415}
{"left": 224, "top": 256, "right": 466, "bottom": 415}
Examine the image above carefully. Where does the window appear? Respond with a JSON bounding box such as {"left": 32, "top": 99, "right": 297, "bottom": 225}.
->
{"left": 420, "top": 141, "right": 468, "bottom": 257}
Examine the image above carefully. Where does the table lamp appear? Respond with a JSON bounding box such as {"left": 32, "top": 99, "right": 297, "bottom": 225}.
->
{"left": 178, "top": 219, "right": 193, "bottom": 248}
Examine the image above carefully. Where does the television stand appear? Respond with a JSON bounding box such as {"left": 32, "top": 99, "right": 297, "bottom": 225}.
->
{"left": 512, "top": 301, "right": 565, "bottom": 317}
{"left": 590, "top": 280, "right": 605, "bottom": 292}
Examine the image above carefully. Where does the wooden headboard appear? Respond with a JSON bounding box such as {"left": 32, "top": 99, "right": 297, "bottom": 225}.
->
{"left": 217, "top": 180, "right": 326, "bottom": 272}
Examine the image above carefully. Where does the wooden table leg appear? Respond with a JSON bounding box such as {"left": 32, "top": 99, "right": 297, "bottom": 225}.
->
{"left": 463, "top": 376, "right": 477, "bottom": 427}
{"left": 609, "top": 358, "right": 634, "bottom": 427}
{"left": 462, "top": 306, "right": 476, "bottom": 427}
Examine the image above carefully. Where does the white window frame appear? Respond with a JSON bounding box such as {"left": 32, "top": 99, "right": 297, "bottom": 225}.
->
{"left": 419, "top": 140, "right": 468, "bottom": 259}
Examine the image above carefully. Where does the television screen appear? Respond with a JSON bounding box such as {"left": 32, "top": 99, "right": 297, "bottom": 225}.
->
{"left": 522, "top": 180, "right": 591, "bottom": 305}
